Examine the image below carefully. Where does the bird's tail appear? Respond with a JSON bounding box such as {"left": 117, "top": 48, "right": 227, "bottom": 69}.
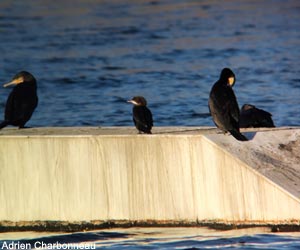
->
{"left": 0, "top": 121, "right": 8, "bottom": 130}
{"left": 229, "top": 129, "right": 248, "bottom": 141}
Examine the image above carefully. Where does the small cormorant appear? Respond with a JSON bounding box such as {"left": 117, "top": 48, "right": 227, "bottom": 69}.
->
{"left": 127, "top": 96, "right": 153, "bottom": 134}
{"left": 239, "top": 104, "right": 275, "bottom": 128}
{"left": 208, "top": 68, "right": 247, "bottom": 141}
{"left": 0, "top": 71, "right": 38, "bottom": 129}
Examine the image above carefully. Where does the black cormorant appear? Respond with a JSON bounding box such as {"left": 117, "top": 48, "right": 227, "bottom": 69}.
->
{"left": 0, "top": 71, "right": 38, "bottom": 129}
{"left": 127, "top": 96, "right": 153, "bottom": 134}
{"left": 208, "top": 68, "right": 247, "bottom": 141}
{"left": 240, "top": 104, "right": 275, "bottom": 128}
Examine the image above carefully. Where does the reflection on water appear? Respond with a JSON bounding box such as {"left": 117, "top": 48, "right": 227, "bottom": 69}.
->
{"left": 0, "top": 227, "right": 300, "bottom": 249}
{"left": 0, "top": 0, "right": 299, "bottom": 127}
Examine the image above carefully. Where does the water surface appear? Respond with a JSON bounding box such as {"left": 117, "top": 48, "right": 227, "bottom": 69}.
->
{"left": 0, "top": 0, "right": 299, "bottom": 127}
{"left": 1, "top": 227, "right": 300, "bottom": 250}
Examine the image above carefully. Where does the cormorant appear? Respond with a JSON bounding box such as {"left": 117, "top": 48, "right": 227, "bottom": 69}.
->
{"left": 0, "top": 71, "right": 38, "bottom": 129}
{"left": 208, "top": 68, "right": 247, "bottom": 141}
{"left": 127, "top": 96, "right": 153, "bottom": 134}
{"left": 240, "top": 104, "right": 275, "bottom": 128}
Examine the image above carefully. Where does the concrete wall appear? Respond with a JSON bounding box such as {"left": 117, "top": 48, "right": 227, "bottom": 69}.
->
{"left": 0, "top": 127, "right": 299, "bottom": 224}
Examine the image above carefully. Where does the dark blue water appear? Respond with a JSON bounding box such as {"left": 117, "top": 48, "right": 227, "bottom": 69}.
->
{"left": 0, "top": 1, "right": 300, "bottom": 248}
{"left": 0, "top": 0, "right": 299, "bottom": 127}
{"left": 1, "top": 228, "right": 300, "bottom": 250}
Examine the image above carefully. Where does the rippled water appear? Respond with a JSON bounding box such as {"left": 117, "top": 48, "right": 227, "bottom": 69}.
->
{"left": 0, "top": 0, "right": 299, "bottom": 127}
{"left": 0, "top": 1, "right": 300, "bottom": 248}
{"left": 1, "top": 227, "right": 300, "bottom": 250}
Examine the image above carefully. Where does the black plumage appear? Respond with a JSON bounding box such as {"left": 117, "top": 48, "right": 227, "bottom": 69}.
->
{"left": 240, "top": 104, "right": 275, "bottom": 128}
{"left": 127, "top": 96, "right": 153, "bottom": 134}
{"left": 208, "top": 68, "right": 247, "bottom": 141}
{"left": 0, "top": 71, "right": 38, "bottom": 129}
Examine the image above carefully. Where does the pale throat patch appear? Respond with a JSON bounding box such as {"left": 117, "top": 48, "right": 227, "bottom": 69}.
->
{"left": 11, "top": 76, "right": 24, "bottom": 84}
{"left": 228, "top": 77, "right": 235, "bottom": 86}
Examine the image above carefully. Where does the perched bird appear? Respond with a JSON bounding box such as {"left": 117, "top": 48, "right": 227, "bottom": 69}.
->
{"left": 239, "top": 104, "right": 275, "bottom": 128}
{"left": 127, "top": 96, "right": 153, "bottom": 134}
{"left": 208, "top": 68, "right": 247, "bottom": 141}
{"left": 0, "top": 71, "right": 38, "bottom": 129}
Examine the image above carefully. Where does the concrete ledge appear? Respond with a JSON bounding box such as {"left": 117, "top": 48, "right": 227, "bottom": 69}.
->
{"left": 0, "top": 127, "right": 299, "bottom": 231}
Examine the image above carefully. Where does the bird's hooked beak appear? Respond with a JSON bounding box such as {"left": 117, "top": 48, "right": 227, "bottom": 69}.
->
{"left": 127, "top": 100, "right": 138, "bottom": 105}
{"left": 228, "top": 76, "right": 235, "bottom": 87}
{"left": 3, "top": 76, "right": 24, "bottom": 87}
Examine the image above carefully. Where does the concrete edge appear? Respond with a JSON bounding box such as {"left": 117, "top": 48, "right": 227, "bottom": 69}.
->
{"left": 202, "top": 135, "right": 300, "bottom": 204}
{"left": 1, "top": 127, "right": 299, "bottom": 232}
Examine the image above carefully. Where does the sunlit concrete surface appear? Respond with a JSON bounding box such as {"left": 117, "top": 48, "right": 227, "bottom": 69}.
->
{"left": 0, "top": 127, "right": 299, "bottom": 230}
